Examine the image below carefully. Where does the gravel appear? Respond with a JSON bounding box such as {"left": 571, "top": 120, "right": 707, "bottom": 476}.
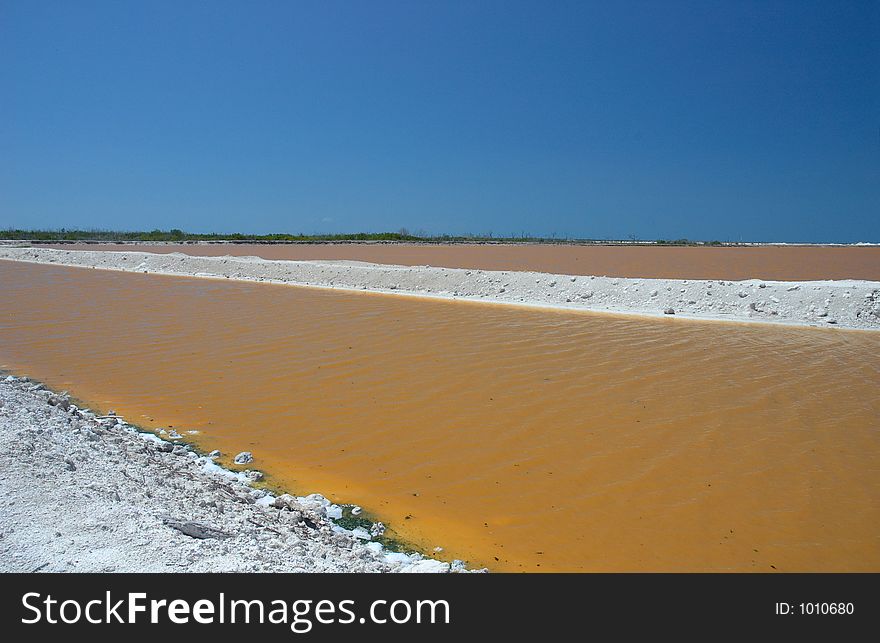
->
{"left": 2, "top": 247, "right": 878, "bottom": 331}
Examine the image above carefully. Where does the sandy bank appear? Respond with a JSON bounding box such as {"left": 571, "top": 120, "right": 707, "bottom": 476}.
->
{"left": 1, "top": 246, "right": 879, "bottom": 330}
{"left": 0, "top": 375, "right": 471, "bottom": 573}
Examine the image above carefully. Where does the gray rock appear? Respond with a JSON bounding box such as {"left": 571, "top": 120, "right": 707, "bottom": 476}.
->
{"left": 234, "top": 451, "right": 253, "bottom": 465}
{"left": 663, "top": 308, "right": 675, "bottom": 315}
{"left": 272, "top": 494, "right": 299, "bottom": 510}
{"left": 162, "top": 518, "right": 232, "bottom": 540}
{"left": 58, "top": 398, "right": 70, "bottom": 411}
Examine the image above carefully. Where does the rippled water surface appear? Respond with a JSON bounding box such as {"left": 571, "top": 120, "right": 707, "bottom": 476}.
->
{"left": 2, "top": 261, "right": 878, "bottom": 571}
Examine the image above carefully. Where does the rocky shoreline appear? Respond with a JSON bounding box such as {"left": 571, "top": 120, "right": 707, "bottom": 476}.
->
{"left": 0, "top": 375, "right": 470, "bottom": 573}
{"left": 1, "top": 246, "right": 878, "bottom": 330}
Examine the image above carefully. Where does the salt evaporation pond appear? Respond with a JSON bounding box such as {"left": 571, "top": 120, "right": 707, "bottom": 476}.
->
{"left": 1, "top": 260, "right": 878, "bottom": 571}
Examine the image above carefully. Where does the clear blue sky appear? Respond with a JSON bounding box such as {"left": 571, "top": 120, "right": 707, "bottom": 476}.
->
{"left": 1, "top": 1, "right": 877, "bottom": 242}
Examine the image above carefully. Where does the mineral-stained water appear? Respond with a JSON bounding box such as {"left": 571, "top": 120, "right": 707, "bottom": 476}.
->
{"left": 49, "top": 242, "right": 880, "bottom": 281}
{"left": 1, "top": 260, "right": 878, "bottom": 571}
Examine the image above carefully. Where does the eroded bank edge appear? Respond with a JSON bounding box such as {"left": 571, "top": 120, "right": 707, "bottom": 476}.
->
{"left": 0, "top": 369, "right": 483, "bottom": 573}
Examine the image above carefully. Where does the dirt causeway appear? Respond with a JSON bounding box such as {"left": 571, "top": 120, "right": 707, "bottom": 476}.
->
{"left": 45, "top": 242, "right": 880, "bottom": 281}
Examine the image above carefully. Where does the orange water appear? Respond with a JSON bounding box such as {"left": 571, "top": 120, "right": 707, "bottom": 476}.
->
{"left": 48, "top": 242, "right": 880, "bottom": 281}
{"left": 1, "top": 260, "right": 878, "bottom": 571}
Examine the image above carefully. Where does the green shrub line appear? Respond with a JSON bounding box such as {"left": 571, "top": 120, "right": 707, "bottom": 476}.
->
{"left": 1, "top": 227, "right": 734, "bottom": 246}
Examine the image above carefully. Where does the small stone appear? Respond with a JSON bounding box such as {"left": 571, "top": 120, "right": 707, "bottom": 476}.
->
{"left": 272, "top": 494, "right": 299, "bottom": 510}
{"left": 664, "top": 308, "right": 675, "bottom": 315}
{"left": 234, "top": 451, "right": 253, "bottom": 465}
{"left": 48, "top": 396, "right": 71, "bottom": 410}
{"left": 244, "top": 470, "right": 264, "bottom": 481}
{"left": 207, "top": 449, "right": 221, "bottom": 458}
{"left": 650, "top": 289, "right": 658, "bottom": 297}
{"left": 162, "top": 518, "right": 232, "bottom": 540}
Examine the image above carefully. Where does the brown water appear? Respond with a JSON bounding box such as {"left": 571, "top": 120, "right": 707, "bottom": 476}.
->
{"left": 48, "top": 242, "right": 880, "bottom": 281}
{"left": 2, "top": 260, "right": 879, "bottom": 571}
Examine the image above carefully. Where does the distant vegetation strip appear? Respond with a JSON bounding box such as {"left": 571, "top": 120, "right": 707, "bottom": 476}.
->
{"left": 1, "top": 228, "right": 726, "bottom": 246}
